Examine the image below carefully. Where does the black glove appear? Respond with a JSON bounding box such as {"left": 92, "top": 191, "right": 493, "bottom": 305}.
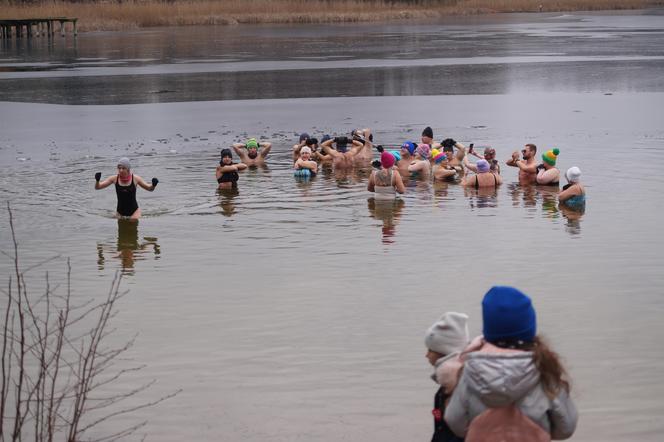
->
{"left": 371, "top": 160, "right": 381, "bottom": 169}
{"left": 442, "top": 138, "right": 456, "bottom": 149}
{"left": 468, "top": 143, "right": 474, "bottom": 154}
{"left": 352, "top": 135, "right": 365, "bottom": 145}
{"left": 151, "top": 177, "right": 159, "bottom": 187}
{"left": 95, "top": 172, "right": 101, "bottom": 182}
{"left": 375, "top": 145, "right": 384, "bottom": 153}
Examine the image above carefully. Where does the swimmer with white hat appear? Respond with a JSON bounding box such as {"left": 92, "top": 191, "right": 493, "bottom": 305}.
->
{"left": 559, "top": 166, "right": 585, "bottom": 208}
{"left": 294, "top": 145, "right": 318, "bottom": 177}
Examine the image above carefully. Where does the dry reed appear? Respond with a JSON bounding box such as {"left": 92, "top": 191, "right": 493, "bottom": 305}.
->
{"left": 1, "top": 0, "right": 662, "bottom": 31}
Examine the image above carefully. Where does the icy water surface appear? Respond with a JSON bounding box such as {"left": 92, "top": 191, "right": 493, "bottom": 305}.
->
{"left": 1, "top": 10, "right": 664, "bottom": 442}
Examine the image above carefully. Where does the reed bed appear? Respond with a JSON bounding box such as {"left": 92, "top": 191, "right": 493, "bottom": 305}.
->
{"left": 1, "top": 0, "right": 662, "bottom": 31}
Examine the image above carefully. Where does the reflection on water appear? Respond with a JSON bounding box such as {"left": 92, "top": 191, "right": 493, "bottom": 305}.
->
{"left": 96, "top": 219, "right": 161, "bottom": 275}
{"left": 508, "top": 183, "right": 538, "bottom": 210}
{"left": 367, "top": 197, "right": 405, "bottom": 245}
{"left": 217, "top": 188, "right": 239, "bottom": 217}
{"left": 463, "top": 186, "right": 499, "bottom": 210}
{"left": 559, "top": 201, "right": 585, "bottom": 236}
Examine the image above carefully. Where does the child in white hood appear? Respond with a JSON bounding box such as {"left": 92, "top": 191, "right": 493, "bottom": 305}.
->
{"left": 444, "top": 286, "right": 578, "bottom": 442}
{"left": 424, "top": 312, "right": 470, "bottom": 442}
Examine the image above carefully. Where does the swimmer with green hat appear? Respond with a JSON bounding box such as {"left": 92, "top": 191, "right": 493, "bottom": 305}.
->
{"left": 536, "top": 148, "right": 561, "bottom": 186}
{"left": 232, "top": 137, "right": 272, "bottom": 166}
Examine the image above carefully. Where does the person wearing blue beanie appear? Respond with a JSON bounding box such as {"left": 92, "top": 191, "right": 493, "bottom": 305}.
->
{"left": 482, "top": 286, "right": 536, "bottom": 345}
{"left": 444, "top": 286, "right": 578, "bottom": 441}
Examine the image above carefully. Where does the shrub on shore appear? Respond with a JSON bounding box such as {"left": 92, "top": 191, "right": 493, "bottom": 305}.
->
{"left": 1, "top": 0, "right": 663, "bottom": 31}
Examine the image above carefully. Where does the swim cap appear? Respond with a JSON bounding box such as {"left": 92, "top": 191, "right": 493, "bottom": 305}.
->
{"left": 298, "top": 133, "right": 310, "bottom": 143}
{"left": 476, "top": 159, "right": 490, "bottom": 173}
{"left": 401, "top": 141, "right": 416, "bottom": 155}
{"left": 321, "top": 134, "right": 332, "bottom": 144}
{"left": 245, "top": 138, "right": 259, "bottom": 149}
{"left": 117, "top": 157, "right": 131, "bottom": 170}
{"left": 220, "top": 148, "right": 233, "bottom": 159}
{"left": 542, "top": 148, "right": 560, "bottom": 166}
{"left": 301, "top": 146, "right": 312, "bottom": 155}
{"left": 422, "top": 126, "right": 434, "bottom": 139}
{"left": 566, "top": 166, "right": 581, "bottom": 183}
{"left": 388, "top": 150, "right": 402, "bottom": 162}
{"left": 431, "top": 148, "right": 440, "bottom": 158}
{"left": 433, "top": 151, "right": 447, "bottom": 164}
{"left": 416, "top": 143, "right": 431, "bottom": 159}
{"left": 380, "top": 151, "right": 395, "bottom": 169}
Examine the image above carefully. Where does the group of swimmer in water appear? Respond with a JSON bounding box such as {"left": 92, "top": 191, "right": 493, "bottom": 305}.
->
{"left": 94, "top": 126, "right": 586, "bottom": 219}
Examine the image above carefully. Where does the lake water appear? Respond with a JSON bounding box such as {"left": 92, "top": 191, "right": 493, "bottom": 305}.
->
{"left": 1, "top": 10, "right": 664, "bottom": 441}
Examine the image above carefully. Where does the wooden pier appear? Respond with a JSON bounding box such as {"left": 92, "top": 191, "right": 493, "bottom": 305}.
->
{"left": 0, "top": 18, "right": 77, "bottom": 39}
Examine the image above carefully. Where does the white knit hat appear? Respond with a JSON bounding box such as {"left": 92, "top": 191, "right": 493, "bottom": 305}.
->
{"left": 566, "top": 166, "right": 581, "bottom": 183}
{"left": 424, "top": 312, "right": 470, "bottom": 355}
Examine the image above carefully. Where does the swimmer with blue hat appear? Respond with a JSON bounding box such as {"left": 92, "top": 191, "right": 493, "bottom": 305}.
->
{"left": 232, "top": 138, "right": 272, "bottom": 167}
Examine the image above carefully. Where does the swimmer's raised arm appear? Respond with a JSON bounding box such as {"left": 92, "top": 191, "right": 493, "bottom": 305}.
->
{"left": 232, "top": 144, "right": 248, "bottom": 160}
{"left": 321, "top": 138, "right": 341, "bottom": 158}
{"left": 454, "top": 142, "right": 466, "bottom": 160}
{"left": 134, "top": 174, "right": 158, "bottom": 192}
{"left": 348, "top": 139, "right": 365, "bottom": 157}
{"left": 95, "top": 172, "right": 116, "bottom": 190}
{"left": 506, "top": 151, "right": 520, "bottom": 167}
{"left": 260, "top": 142, "right": 272, "bottom": 158}
{"left": 463, "top": 156, "right": 478, "bottom": 173}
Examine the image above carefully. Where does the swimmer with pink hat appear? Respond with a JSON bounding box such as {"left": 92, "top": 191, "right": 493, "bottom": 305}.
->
{"left": 368, "top": 151, "right": 405, "bottom": 199}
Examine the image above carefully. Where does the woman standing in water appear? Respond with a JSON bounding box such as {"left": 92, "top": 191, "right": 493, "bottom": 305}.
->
{"left": 537, "top": 148, "right": 561, "bottom": 186}
{"left": 294, "top": 146, "right": 318, "bottom": 177}
{"left": 95, "top": 157, "right": 158, "bottom": 220}
{"left": 368, "top": 151, "right": 405, "bottom": 199}
{"left": 216, "top": 149, "right": 247, "bottom": 190}
{"left": 461, "top": 159, "right": 502, "bottom": 189}
{"left": 558, "top": 166, "right": 585, "bottom": 209}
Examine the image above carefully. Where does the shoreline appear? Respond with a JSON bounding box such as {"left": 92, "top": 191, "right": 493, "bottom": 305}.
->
{"left": 1, "top": 0, "right": 663, "bottom": 32}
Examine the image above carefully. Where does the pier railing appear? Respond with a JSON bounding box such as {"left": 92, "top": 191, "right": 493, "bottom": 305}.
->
{"left": 0, "top": 18, "right": 77, "bottom": 39}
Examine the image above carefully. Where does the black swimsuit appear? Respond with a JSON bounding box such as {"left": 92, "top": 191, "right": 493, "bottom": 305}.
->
{"left": 115, "top": 175, "right": 139, "bottom": 217}
{"left": 475, "top": 173, "right": 498, "bottom": 189}
{"left": 217, "top": 166, "right": 239, "bottom": 187}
